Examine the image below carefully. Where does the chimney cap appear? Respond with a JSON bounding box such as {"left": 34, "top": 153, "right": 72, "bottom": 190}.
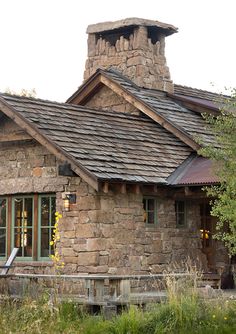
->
{"left": 86, "top": 17, "right": 178, "bottom": 36}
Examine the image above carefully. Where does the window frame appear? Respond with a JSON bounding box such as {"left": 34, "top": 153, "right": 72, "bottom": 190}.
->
{"left": 0, "top": 197, "right": 7, "bottom": 259}
{"left": 143, "top": 197, "right": 158, "bottom": 226}
{"left": 11, "top": 195, "right": 34, "bottom": 261}
{"left": 175, "top": 200, "right": 187, "bottom": 228}
{"left": 0, "top": 193, "right": 56, "bottom": 261}
{"left": 38, "top": 194, "right": 56, "bottom": 261}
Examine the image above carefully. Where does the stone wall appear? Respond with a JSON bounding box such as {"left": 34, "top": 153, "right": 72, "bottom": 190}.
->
{"left": 57, "top": 185, "right": 207, "bottom": 275}
{"left": 85, "top": 25, "right": 174, "bottom": 92}
{"left": 0, "top": 127, "right": 81, "bottom": 274}
{"left": 0, "top": 121, "right": 227, "bottom": 276}
{"left": 85, "top": 85, "right": 140, "bottom": 115}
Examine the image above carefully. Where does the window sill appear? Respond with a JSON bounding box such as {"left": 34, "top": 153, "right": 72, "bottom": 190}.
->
{"left": 8, "top": 261, "right": 53, "bottom": 267}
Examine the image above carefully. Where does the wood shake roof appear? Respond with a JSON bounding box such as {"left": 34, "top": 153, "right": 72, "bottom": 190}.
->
{"left": 0, "top": 68, "right": 222, "bottom": 189}
{"left": 0, "top": 93, "right": 192, "bottom": 185}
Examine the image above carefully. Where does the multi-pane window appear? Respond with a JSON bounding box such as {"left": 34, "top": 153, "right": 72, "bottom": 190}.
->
{"left": 0, "top": 194, "right": 56, "bottom": 260}
{"left": 13, "top": 196, "right": 33, "bottom": 257}
{"left": 175, "top": 200, "right": 187, "bottom": 227}
{"left": 0, "top": 198, "right": 7, "bottom": 257}
{"left": 40, "top": 195, "right": 56, "bottom": 258}
{"left": 143, "top": 197, "right": 157, "bottom": 225}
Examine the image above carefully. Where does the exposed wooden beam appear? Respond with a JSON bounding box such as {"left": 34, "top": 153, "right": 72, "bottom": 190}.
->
{"left": 102, "top": 182, "right": 109, "bottom": 193}
{"left": 0, "top": 133, "right": 32, "bottom": 142}
{"left": 134, "top": 184, "right": 140, "bottom": 194}
{"left": 121, "top": 183, "right": 126, "bottom": 194}
{"left": 0, "top": 98, "right": 99, "bottom": 191}
{"left": 100, "top": 75, "right": 200, "bottom": 151}
{"left": 153, "top": 185, "right": 158, "bottom": 193}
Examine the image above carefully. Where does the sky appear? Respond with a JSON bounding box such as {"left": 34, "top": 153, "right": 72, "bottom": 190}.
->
{"left": 0, "top": 0, "right": 235, "bottom": 102}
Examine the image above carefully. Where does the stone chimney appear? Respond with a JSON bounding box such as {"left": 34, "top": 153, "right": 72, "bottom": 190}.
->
{"left": 84, "top": 18, "right": 178, "bottom": 93}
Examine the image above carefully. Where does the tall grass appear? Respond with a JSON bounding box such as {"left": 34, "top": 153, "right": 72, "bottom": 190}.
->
{"left": 0, "top": 273, "right": 236, "bottom": 334}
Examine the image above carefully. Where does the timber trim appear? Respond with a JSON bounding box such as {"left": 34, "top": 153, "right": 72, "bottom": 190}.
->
{"left": 0, "top": 97, "right": 99, "bottom": 191}
{"left": 67, "top": 73, "right": 103, "bottom": 104}
{"left": 167, "top": 93, "right": 220, "bottom": 115}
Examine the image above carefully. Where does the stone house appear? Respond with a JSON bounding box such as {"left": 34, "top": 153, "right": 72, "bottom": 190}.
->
{"left": 0, "top": 18, "right": 230, "bottom": 278}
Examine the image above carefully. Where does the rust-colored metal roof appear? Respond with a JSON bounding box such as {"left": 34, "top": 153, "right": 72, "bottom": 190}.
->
{"left": 167, "top": 155, "right": 219, "bottom": 186}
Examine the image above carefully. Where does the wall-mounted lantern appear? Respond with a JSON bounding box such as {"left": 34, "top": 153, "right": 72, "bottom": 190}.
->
{"left": 63, "top": 193, "right": 76, "bottom": 212}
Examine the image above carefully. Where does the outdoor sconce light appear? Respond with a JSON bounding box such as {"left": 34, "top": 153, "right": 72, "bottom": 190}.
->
{"left": 63, "top": 193, "right": 76, "bottom": 212}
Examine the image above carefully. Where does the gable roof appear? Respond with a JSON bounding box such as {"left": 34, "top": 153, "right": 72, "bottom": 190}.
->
{"left": 67, "top": 68, "right": 217, "bottom": 149}
{"left": 0, "top": 93, "right": 192, "bottom": 187}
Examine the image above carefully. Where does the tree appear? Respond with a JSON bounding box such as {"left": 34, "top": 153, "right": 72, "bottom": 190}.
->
{"left": 199, "top": 88, "right": 236, "bottom": 255}
{"left": 5, "top": 88, "right": 36, "bottom": 98}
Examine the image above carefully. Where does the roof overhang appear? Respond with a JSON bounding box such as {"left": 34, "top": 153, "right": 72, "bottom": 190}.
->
{"left": 167, "top": 93, "right": 220, "bottom": 115}
{"left": 167, "top": 154, "right": 219, "bottom": 186}
{"left": 0, "top": 96, "right": 99, "bottom": 191}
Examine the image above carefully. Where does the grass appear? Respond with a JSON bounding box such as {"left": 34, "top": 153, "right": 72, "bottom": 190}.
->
{"left": 0, "top": 274, "right": 236, "bottom": 334}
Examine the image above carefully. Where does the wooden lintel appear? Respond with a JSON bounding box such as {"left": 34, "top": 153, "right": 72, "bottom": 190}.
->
{"left": 102, "top": 182, "right": 109, "bottom": 193}
{"left": 100, "top": 75, "right": 200, "bottom": 151}
{"left": 121, "top": 183, "right": 126, "bottom": 194}
{"left": 0, "top": 98, "right": 99, "bottom": 191}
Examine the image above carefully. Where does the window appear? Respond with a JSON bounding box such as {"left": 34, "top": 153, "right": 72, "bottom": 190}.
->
{"left": 13, "top": 196, "right": 33, "bottom": 257}
{"left": 143, "top": 197, "right": 157, "bottom": 225}
{"left": 0, "top": 194, "right": 56, "bottom": 260}
{"left": 175, "top": 200, "right": 187, "bottom": 227}
{"left": 39, "top": 195, "right": 56, "bottom": 258}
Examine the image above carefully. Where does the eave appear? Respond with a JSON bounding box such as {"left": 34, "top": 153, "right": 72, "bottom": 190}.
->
{"left": 0, "top": 97, "right": 99, "bottom": 191}
{"left": 167, "top": 93, "right": 220, "bottom": 116}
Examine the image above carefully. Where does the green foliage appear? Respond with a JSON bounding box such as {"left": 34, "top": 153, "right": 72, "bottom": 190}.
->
{"left": 4, "top": 87, "right": 37, "bottom": 98}
{"left": 199, "top": 88, "right": 236, "bottom": 255}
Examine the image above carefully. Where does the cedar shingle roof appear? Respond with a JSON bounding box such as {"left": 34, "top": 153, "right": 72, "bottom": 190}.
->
{"left": 0, "top": 93, "right": 192, "bottom": 184}
{"left": 103, "top": 69, "right": 216, "bottom": 145}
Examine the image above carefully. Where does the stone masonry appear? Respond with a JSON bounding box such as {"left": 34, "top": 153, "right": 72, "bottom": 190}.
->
{"left": 0, "top": 118, "right": 208, "bottom": 275}
{"left": 84, "top": 18, "right": 177, "bottom": 93}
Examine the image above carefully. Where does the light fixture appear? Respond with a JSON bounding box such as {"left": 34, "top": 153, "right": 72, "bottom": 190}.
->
{"left": 63, "top": 193, "right": 76, "bottom": 212}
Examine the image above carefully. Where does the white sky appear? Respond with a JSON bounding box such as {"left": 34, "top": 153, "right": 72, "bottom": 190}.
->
{"left": 0, "top": 0, "right": 235, "bottom": 102}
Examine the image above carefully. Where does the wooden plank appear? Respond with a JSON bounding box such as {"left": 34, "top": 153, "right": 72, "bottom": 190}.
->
{"left": 0, "top": 133, "right": 32, "bottom": 142}
{"left": 0, "top": 247, "right": 19, "bottom": 275}
{"left": 100, "top": 75, "right": 200, "bottom": 151}
{"left": 0, "top": 98, "right": 99, "bottom": 191}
